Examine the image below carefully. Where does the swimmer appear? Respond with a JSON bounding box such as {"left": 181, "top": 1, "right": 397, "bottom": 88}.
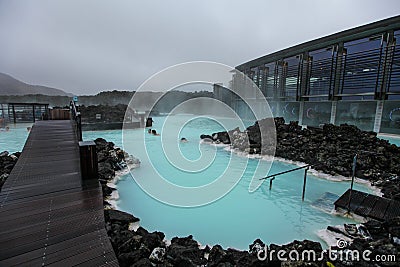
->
{"left": 180, "top": 137, "right": 188, "bottom": 142}
{"left": 148, "top": 128, "right": 152, "bottom": 134}
{"left": 151, "top": 129, "right": 160, "bottom": 136}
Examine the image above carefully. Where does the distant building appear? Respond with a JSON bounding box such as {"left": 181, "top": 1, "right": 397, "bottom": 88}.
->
{"left": 218, "top": 15, "right": 400, "bottom": 134}
{"left": 213, "top": 83, "right": 234, "bottom": 108}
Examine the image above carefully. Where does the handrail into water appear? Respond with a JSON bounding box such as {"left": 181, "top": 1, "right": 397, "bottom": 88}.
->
{"left": 259, "top": 164, "right": 312, "bottom": 180}
{"left": 70, "top": 100, "right": 82, "bottom": 141}
{"left": 260, "top": 164, "right": 311, "bottom": 201}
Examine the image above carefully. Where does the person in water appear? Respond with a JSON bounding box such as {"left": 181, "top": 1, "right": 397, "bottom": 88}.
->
{"left": 180, "top": 137, "right": 188, "bottom": 142}
{"left": 148, "top": 128, "right": 152, "bottom": 134}
{"left": 151, "top": 129, "right": 160, "bottom": 136}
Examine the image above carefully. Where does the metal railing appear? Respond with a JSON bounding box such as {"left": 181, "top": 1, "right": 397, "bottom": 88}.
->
{"left": 70, "top": 101, "right": 82, "bottom": 141}
{"left": 260, "top": 164, "right": 311, "bottom": 201}
{"left": 70, "top": 100, "right": 99, "bottom": 181}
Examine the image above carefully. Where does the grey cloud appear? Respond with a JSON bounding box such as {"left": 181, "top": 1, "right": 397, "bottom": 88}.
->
{"left": 0, "top": 0, "right": 399, "bottom": 95}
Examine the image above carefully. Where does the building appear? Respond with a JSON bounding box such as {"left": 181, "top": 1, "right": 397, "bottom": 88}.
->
{"left": 220, "top": 15, "right": 400, "bottom": 134}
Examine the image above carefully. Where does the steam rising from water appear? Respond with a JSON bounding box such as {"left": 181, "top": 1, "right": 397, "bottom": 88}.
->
{"left": 122, "top": 61, "right": 276, "bottom": 207}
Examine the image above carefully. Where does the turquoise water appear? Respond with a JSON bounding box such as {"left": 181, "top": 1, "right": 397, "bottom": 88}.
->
{"left": 378, "top": 134, "right": 400, "bottom": 146}
{"left": 0, "top": 123, "right": 33, "bottom": 153}
{"left": 83, "top": 115, "right": 373, "bottom": 250}
{"left": 1, "top": 119, "right": 395, "bottom": 250}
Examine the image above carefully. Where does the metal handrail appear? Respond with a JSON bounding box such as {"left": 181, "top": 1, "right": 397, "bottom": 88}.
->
{"left": 260, "top": 164, "right": 312, "bottom": 201}
{"left": 70, "top": 100, "right": 82, "bottom": 141}
{"left": 259, "top": 164, "right": 311, "bottom": 180}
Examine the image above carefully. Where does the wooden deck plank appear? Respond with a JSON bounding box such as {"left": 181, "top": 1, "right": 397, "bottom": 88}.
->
{"left": 0, "top": 229, "right": 110, "bottom": 266}
{"left": 368, "top": 197, "right": 391, "bottom": 220}
{"left": 335, "top": 189, "right": 400, "bottom": 221}
{"left": 0, "top": 120, "right": 118, "bottom": 266}
{"left": 355, "top": 194, "right": 377, "bottom": 216}
{"left": 384, "top": 200, "right": 400, "bottom": 220}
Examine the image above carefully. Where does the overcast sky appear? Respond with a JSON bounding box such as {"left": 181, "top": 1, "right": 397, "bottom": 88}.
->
{"left": 0, "top": 0, "right": 399, "bottom": 95}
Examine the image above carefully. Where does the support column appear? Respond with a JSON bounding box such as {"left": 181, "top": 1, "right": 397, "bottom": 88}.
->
{"left": 299, "top": 52, "right": 310, "bottom": 101}
{"left": 330, "top": 101, "right": 337, "bottom": 124}
{"left": 298, "top": 101, "right": 304, "bottom": 125}
{"left": 12, "top": 105, "right": 16, "bottom": 124}
{"left": 333, "top": 43, "right": 346, "bottom": 101}
{"left": 379, "top": 31, "right": 395, "bottom": 100}
{"left": 373, "top": 100, "right": 384, "bottom": 133}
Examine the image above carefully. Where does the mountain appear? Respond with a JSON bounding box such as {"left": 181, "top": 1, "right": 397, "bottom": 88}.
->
{"left": 0, "top": 72, "right": 73, "bottom": 96}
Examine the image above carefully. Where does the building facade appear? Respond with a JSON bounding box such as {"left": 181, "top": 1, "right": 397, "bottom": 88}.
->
{"left": 223, "top": 16, "right": 400, "bottom": 134}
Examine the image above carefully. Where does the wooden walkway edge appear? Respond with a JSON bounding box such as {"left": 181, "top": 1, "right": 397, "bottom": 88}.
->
{"left": 0, "top": 121, "right": 118, "bottom": 266}
{"left": 335, "top": 189, "right": 400, "bottom": 221}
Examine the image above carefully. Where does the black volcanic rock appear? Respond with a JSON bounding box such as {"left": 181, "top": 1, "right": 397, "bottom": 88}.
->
{"left": 0, "top": 151, "right": 20, "bottom": 190}
{"left": 105, "top": 209, "right": 139, "bottom": 224}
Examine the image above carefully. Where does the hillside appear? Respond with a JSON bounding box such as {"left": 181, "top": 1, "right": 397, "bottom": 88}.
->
{"left": 0, "top": 72, "right": 72, "bottom": 96}
{"left": 0, "top": 90, "right": 214, "bottom": 109}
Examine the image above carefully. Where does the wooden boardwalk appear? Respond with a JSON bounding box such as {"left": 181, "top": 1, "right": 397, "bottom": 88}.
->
{"left": 334, "top": 189, "right": 400, "bottom": 221}
{"left": 0, "top": 121, "right": 118, "bottom": 266}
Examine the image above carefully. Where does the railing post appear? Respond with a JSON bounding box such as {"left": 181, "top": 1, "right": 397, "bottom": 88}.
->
{"left": 78, "top": 141, "right": 98, "bottom": 180}
{"left": 76, "top": 112, "right": 82, "bottom": 141}
{"left": 347, "top": 153, "right": 357, "bottom": 212}
{"left": 302, "top": 167, "right": 309, "bottom": 201}
{"left": 70, "top": 100, "right": 82, "bottom": 142}
{"left": 269, "top": 177, "right": 275, "bottom": 190}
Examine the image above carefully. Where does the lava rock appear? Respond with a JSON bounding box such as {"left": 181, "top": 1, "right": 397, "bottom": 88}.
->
{"left": 105, "top": 209, "right": 140, "bottom": 224}
{"left": 166, "top": 235, "right": 205, "bottom": 266}
{"left": 0, "top": 151, "right": 20, "bottom": 191}
{"left": 149, "top": 247, "right": 166, "bottom": 263}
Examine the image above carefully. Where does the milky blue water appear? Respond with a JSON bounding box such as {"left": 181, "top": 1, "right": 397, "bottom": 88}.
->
{"left": 0, "top": 123, "right": 32, "bottom": 153}
{"left": 2, "top": 119, "right": 397, "bottom": 250}
{"left": 83, "top": 115, "right": 376, "bottom": 250}
{"left": 377, "top": 134, "right": 400, "bottom": 147}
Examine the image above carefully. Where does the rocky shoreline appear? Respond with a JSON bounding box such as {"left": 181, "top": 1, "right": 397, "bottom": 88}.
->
{"left": 201, "top": 117, "right": 400, "bottom": 200}
{"left": 96, "top": 138, "right": 328, "bottom": 266}
{"left": 97, "top": 136, "right": 399, "bottom": 266}
{"left": 0, "top": 151, "right": 20, "bottom": 190}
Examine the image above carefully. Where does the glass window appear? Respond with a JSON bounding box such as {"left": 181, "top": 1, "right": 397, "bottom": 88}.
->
{"left": 259, "top": 62, "right": 276, "bottom": 98}
{"left": 381, "top": 100, "right": 400, "bottom": 134}
{"left": 339, "top": 36, "right": 384, "bottom": 96}
{"left": 280, "top": 101, "right": 300, "bottom": 122}
{"left": 250, "top": 66, "right": 259, "bottom": 87}
{"left": 306, "top": 47, "right": 336, "bottom": 99}
{"left": 302, "top": 101, "right": 332, "bottom": 127}
{"left": 335, "top": 101, "right": 376, "bottom": 131}
{"left": 278, "top": 56, "right": 300, "bottom": 101}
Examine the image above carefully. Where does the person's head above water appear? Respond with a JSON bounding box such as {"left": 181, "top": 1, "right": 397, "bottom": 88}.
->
{"left": 180, "top": 137, "right": 188, "bottom": 142}
{"left": 151, "top": 129, "right": 160, "bottom": 136}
